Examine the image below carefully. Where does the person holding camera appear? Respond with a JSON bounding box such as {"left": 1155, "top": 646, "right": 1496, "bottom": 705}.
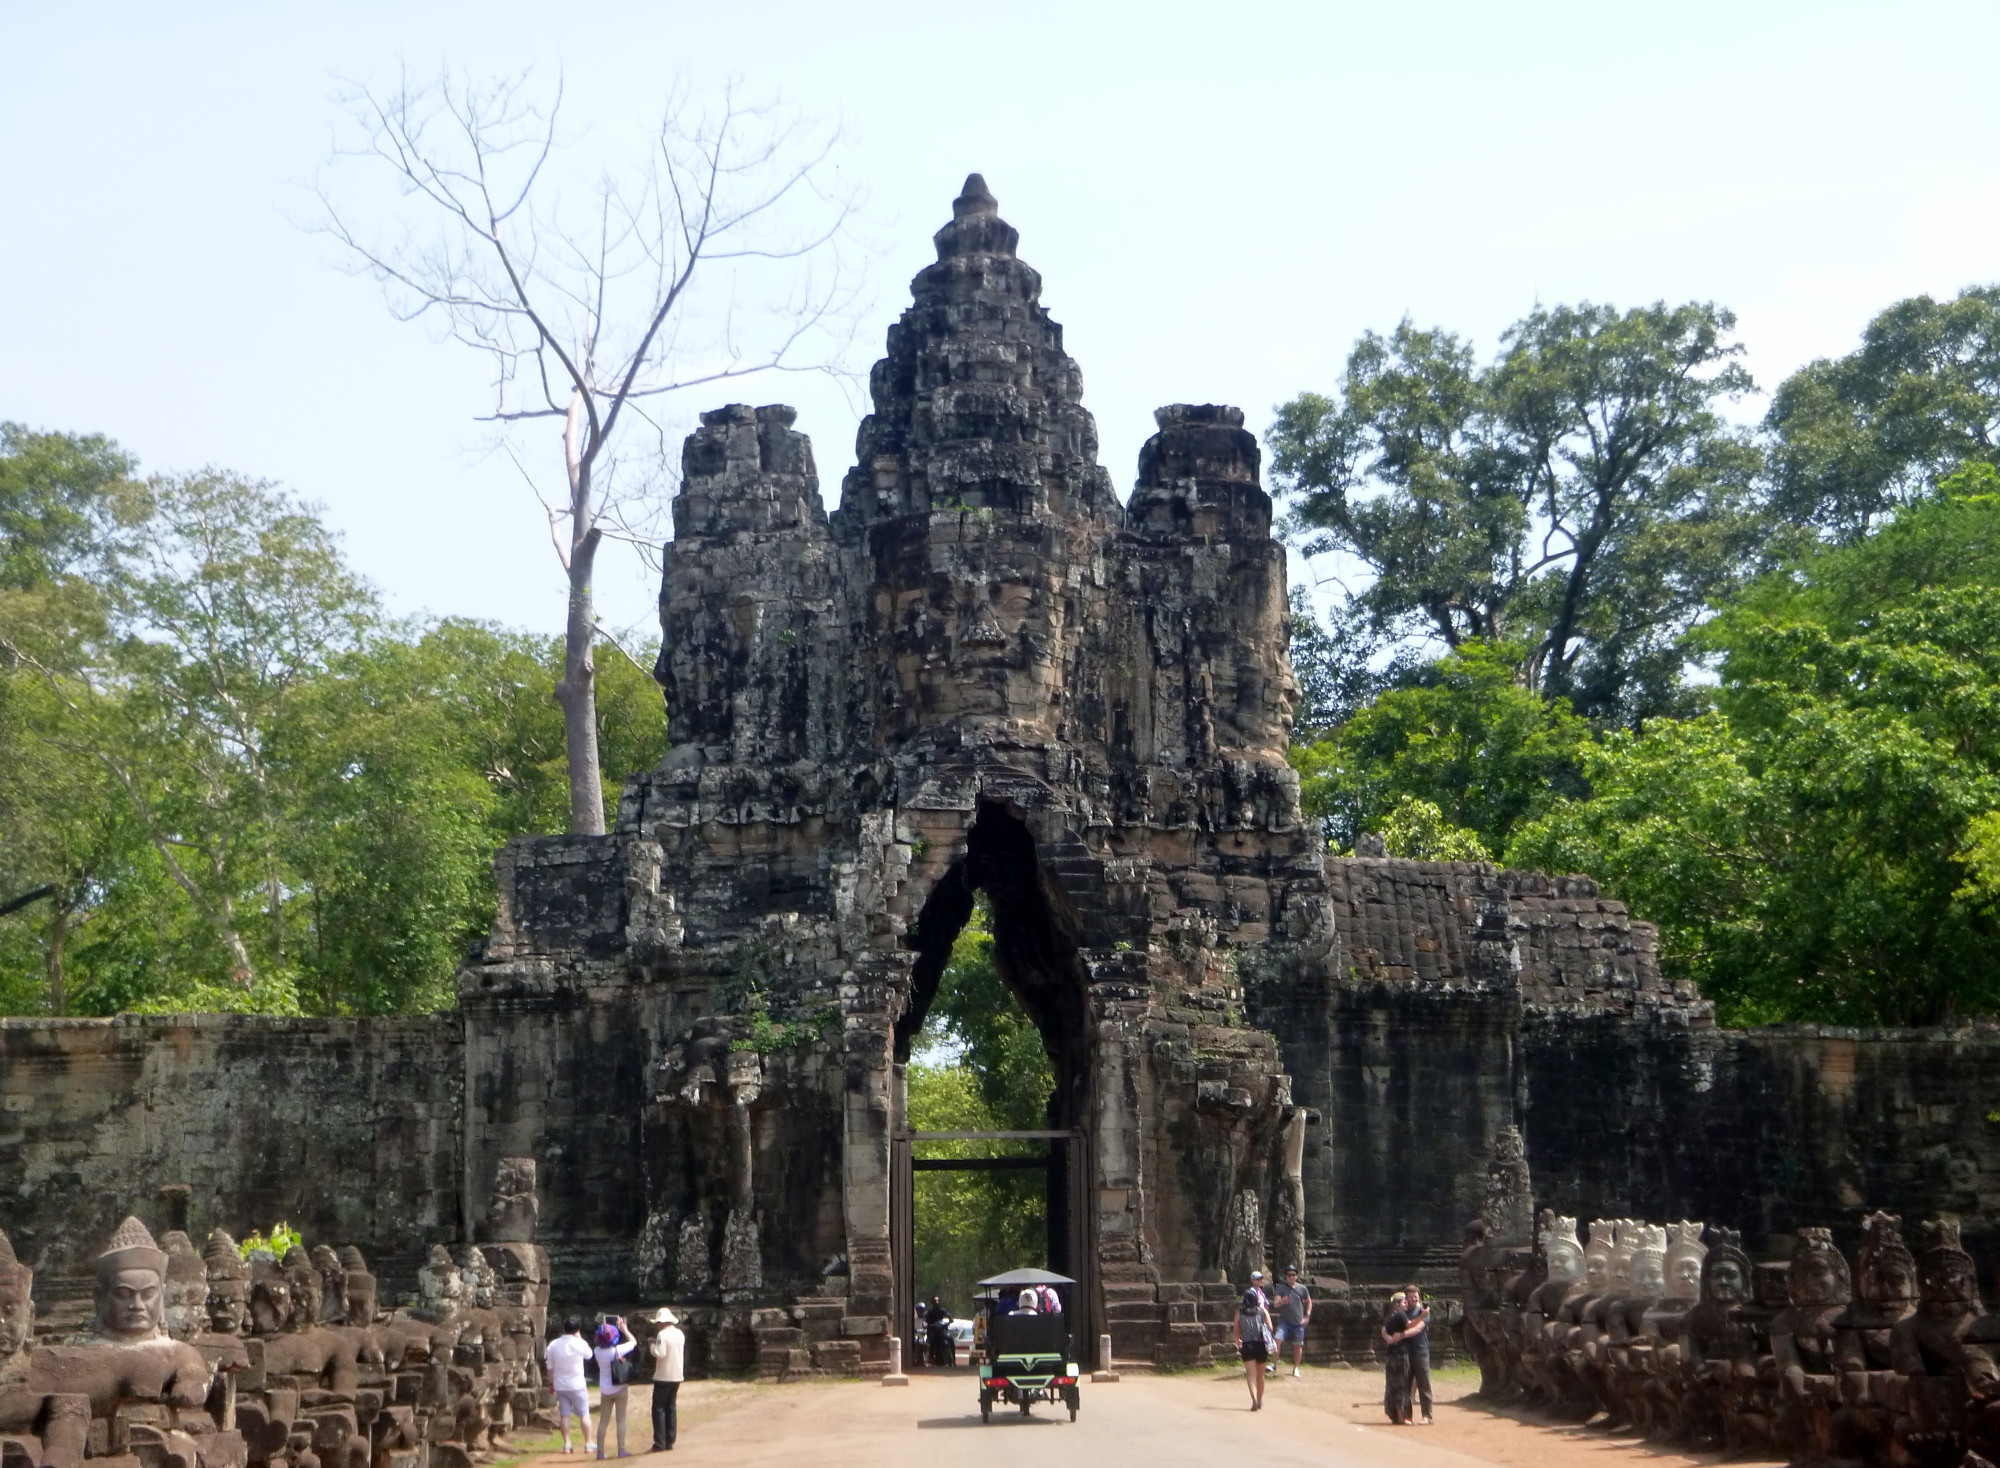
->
{"left": 591, "top": 1315, "right": 636, "bottom": 1458}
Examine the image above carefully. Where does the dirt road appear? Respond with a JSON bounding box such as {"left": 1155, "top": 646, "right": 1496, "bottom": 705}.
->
{"left": 514, "top": 1364, "right": 1775, "bottom": 1468}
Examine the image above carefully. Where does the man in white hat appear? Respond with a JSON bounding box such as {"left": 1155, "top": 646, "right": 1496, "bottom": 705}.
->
{"left": 648, "top": 1308, "right": 685, "bottom": 1452}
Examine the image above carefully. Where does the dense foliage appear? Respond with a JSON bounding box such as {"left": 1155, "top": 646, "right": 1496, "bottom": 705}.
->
{"left": 1282, "top": 285, "right": 2000, "bottom": 1027}
{"left": 907, "top": 906, "right": 1053, "bottom": 1311}
{"left": 0, "top": 424, "right": 664, "bottom": 1017}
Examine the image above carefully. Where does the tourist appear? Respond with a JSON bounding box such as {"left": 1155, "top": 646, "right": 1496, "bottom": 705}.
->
{"left": 545, "top": 1317, "right": 594, "bottom": 1454}
{"left": 648, "top": 1307, "right": 684, "bottom": 1453}
{"left": 1385, "top": 1284, "right": 1433, "bottom": 1425}
{"left": 1272, "top": 1264, "right": 1312, "bottom": 1378}
{"left": 592, "top": 1316, "right": 636, "bottom": 1458}
{"left": 924, "top": 1296, "right": 954, "bottom": 1368}
{"left": 1234, "top": 1269, "right": 1273, "bottom": 1411}
{"left": 1381, "top": 1291, "right": 1410, "bottom": 1423}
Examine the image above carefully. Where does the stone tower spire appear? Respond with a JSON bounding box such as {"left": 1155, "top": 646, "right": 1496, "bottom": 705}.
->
{"left": 834, "top": 174, "right": 1118, "bottom": 747}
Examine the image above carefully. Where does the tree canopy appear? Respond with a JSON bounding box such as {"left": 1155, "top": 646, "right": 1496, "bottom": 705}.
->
{"left": 0, "top": 424, "right": 664, "bottom": 1017}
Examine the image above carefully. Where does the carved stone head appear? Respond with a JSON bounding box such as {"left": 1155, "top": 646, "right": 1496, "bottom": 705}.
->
{"left": 417, "top": 1244, "right": 466, "bottom": 1320}
{"left": 282, "top": 1247, "right": 321, "bottom": 1331}
{"left": 1630, "top": 1224, "right": 1669, "bottom": 1298}
{"left": 1788, "top": 1227, "right": 1853, "bottom": 1308}
{"left": 94, "top": 1215, "right": 170, "bottom": 1343}
{"left": 1664, "top": 1221, "right": 1706, "bottom": 1303}
{"left": 487, "top": 1158, "right": 540, "bottom": 1244}
{"left": 0, "top": 1227, "right": 33, "bottom": 1358}
{"left": 248, "top": 1254, "right": 294, "bottom": 1336}
{"left": 161, "top": 1230, "right": 209, "bottom": 1341}
{"left": 339, "top": 1246, "right": 378, "bottom": 1325}
{"left": 1584, "top": 1220, "right": 1617, "bottom": 1292}
{"left": 457, "top": 1246, "right": 495, "bottom": 1310}
{"left": 203, "top": 1231, "right": 248, "bottom": 1335}
{"left": 1702, "top": 1226, "right": 1751, "bottom": 1306}
{"left": 1856, "top": 1212, "right": 1917, "bottom": 1307}
{"left": 310, "top": 1246, "right": 347, "bottom": 1325}
{"left": 1609, "top": 1220, "right": 1642, "bottom": 1294}
{"left": 1542, "top": 1215, "right": 1584, "bottom": 1285}
{"left": 1914, "top": 1216, "right": 1979, "bottom": 1313}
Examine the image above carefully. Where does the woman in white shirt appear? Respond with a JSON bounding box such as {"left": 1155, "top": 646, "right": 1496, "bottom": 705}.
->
{"left": 592, "top": 1316, "right": 637, "bottom": 1458}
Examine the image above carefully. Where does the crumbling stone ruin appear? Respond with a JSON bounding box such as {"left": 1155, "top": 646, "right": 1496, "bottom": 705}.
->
{"left": 1457, "top": 1197, "right": 2000, "bottom": 1468}
{"left": 11, "top": 176, "right": 2000, "bottom": 1381}
{"left": 0, "top": 1166, "right": 552, "bottom": 1468}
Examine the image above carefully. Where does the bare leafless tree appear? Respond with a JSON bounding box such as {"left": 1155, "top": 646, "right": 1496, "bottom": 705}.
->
{"left": 318, "top": 68, "right": 863, "bottom": 835}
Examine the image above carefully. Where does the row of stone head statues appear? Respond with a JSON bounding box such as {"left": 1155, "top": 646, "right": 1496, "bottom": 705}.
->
{"left": 1461, "top": 1207, "right": 2000, "bottom": 1468}
{"left": 1, "top": 1160, "right": 552, "bottom": 1468}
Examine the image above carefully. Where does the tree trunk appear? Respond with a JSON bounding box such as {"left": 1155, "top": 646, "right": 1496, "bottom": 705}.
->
{"left": 555, "top": 538, "right": 606, "bottom": 836}
{"left": 46, "top": 897, "right": 69, "bottom": 1017}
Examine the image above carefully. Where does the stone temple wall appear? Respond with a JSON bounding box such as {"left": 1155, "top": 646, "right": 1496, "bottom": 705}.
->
{"left": 0, "top": 1014, "right": 462, "bottom": 1304}
{"left": 9, "top": 178, "right": 2000, "bottom": 1372}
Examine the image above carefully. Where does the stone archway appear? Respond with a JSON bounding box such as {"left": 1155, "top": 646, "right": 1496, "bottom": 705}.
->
{"left": 889, "top": 800, "right": 1100, "bottom": 1356}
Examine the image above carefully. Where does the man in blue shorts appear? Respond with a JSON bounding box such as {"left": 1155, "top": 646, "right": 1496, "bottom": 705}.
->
{"left": 1270, "top": 1264, "right": 1313, "bottom": 1377}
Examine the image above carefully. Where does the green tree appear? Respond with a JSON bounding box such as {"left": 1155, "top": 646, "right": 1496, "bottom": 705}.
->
{"left": 1765, "top": 286, "right": 2000, "bottom": 541}
{"left": 1511, "top": 477, "right": 2000, "bottom": 1025}
{"left": 1271, "top": 302, "right": 1764, "bottom": 724}
{"left": 1291, "top": 639, "right": 1592, "bottom": 856}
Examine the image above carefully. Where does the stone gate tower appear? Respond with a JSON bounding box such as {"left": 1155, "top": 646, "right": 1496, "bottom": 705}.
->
{"left": 459, "top": 175, "right": 1687, "bottom": 1373}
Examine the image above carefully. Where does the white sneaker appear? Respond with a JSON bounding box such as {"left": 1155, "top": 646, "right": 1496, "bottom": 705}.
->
{"left": 1292, "top": 1367, "right": 1301, "bottom": 1378}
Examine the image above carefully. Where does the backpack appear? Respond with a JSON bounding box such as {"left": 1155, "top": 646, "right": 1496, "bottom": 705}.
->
{"left": 610, "top": 1353, "right": 631, "bottom": 1386}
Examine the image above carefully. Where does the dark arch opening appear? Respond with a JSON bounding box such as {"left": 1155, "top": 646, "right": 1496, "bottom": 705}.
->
{"left": 895, "top": 800, "right": 1095, "bottom": 1302}
{"left": 896, "top": 800, "right": 1091, "bottom": 1134}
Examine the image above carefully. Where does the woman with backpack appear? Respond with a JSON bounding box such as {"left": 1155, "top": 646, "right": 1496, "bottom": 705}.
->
{"left": 592, "top": 1315, "right": 636, "bottom": 1458}
{"left": 1233, "top": 1269, "right": 1274, "bottom": 1411}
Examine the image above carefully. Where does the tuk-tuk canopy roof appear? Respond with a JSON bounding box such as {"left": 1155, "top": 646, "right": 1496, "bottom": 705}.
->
{"left": 977, "top": 1267, "right": 1077, "bottom": 1287}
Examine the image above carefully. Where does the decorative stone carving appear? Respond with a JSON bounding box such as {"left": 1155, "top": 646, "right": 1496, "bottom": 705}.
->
{"left": 1663, "top": 1220, "right": 1707, "bottom": 1303}
{"left": 92, "top": 1216, "right": 171, "bottom": 1346}
{"left": 485, "top": 1159, "right": 539, "bottom": 1244}
{"left": 1480, "top": 1126, "right": 1534, "bottom": 1246}
{"left": 202, "top": 1232, "right": 247, "bottom": 1337}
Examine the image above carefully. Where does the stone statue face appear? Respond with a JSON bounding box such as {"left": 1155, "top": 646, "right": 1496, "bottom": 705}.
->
{"left": 105, "top": 1267, "right": 166, "bottom": 1339}
{"left": 1632, "top": 1253, "right": 1666, "bottom": 1297}
{"left": 1705, "top": 1257, "right": 1747, "bottom": 1305}
{"left": 1546, "top": 1241, "right": 1584, "bottom": 1285}
{"left": 1861, "top": 1251, "right": 1916, "bottom": 1305}
{"left": 1586, "top": 1252, "right": 1610, "bottom": 1291}
{"left": 207, "top": 1282, "right": 247, "bottom": 1335}
{"left": 250, "top": 1274, "right": 293, "bottom": 1335}
{"left": 1792, "top": 1249, "right": 1851, "bottom": 1308}
{"left": 0, "top": 1270, "right": 32, "bottom": 1356}
{"left": 1668, "top": 1252, "right": 1704, "bottom": 1302}
{"left": 1920, "top": 1254, "right": 1976, "bottom": 1308}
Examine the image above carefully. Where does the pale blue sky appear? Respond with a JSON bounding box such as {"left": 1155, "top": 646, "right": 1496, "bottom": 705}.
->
{"left": 4, "top": 1, "right": 1998, "bottom": 635}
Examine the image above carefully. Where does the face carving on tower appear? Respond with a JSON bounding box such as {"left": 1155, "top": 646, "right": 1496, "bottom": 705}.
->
{"left": 94, "top": 1216, "right": 170, "bottom": 1344}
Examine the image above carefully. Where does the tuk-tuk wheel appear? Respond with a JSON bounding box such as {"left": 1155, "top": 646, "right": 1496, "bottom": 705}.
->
{"left": 1019, "top": 1395, "right": 1032, "bottom": 1417}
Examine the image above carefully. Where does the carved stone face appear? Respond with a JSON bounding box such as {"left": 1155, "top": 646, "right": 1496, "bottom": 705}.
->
{"left": 1631, "top": 1253, "right": 1666, "bottom": 1297}
{"left": 1586, "top": 1252, "right": 1610, "bottom": 1291}
{"left": 105, "top": 1267, "right": 166, "bottom": 1339}
{"left": 1919, "top": 1254, "right": 1976, "bottom": 1309}
{"left": 1546, "top": 1241, "right": 1584, "bottom": 1285}
{"left": 1667, "top": 1252, "right": 1704, "bottom": 1302}
{"left": 1791, "top": 1249, "right": 1851, "bottom": 1308}
{"left": 250, "top": 1272, "right": 293, "bottom": 1335}
{"left": 207, "top": 1280, "right": 248, "bottom": 1335}
{"left": 1860, "top": 1251, "right": 1917, "bottom": 1306}
{"left": 1705, "top": 1257, "right": 1747, "bottom": 1305}
{"left": 0, "top": 1268, "right": 32, "bottom": 1356}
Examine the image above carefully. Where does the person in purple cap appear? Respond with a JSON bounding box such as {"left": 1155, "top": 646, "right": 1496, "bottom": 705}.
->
{"left": 591, "top": 1315, "right": 636, "bottom": 1458}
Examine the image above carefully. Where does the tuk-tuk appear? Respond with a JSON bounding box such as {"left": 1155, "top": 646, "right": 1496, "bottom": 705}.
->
{"left": 975, "top": 1268, "right": 1081, "bottom": 1423}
